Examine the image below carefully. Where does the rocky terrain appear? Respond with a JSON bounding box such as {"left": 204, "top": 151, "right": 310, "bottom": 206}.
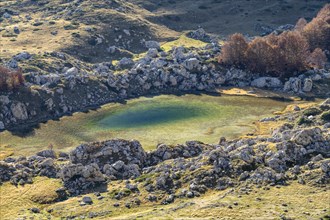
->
{"left": 0, "top": 99, "right": 330, "bottom": 219}
{"left": 1, "top": 0, "right": 330, "bottom": 131}
{"left": 1, "top": 1, "right": 330, "bottom": 219}
{"left": 1, "top": 0, "right": 328, "bottom": 61}
{"left": 1, "top": 44, "right": 330, "bottom": 132}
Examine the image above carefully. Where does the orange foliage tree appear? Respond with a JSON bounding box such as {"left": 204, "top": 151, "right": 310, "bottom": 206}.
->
{"left": 302, "top": 4, "right": 330, "bottom": 50}
{"left": 218, "top": 4, "right": 329, "bottom": 76}
{"left": 0, "top": 66, "right": 25, "bottom": 91}
{"left": 218, "top": 33, "right": 248, "bottom": 68}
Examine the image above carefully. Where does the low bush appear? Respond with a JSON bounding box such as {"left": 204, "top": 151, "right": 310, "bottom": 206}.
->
{"left": 219, "top": 4, "right": 330, "bottom": 76}
{"left": 218, "top": 33, "right": 248, "bottom": 68}
{"left": 297, "top": 117, "right": 313, "bottom": 126}
{"left": 308, "top": 48, "right": 328, "bottom": 69}
{"left": 219, "top": 31, "right": 311, "bottom": 77}
{"left": 302, "top": 4, "right": 330, "bottom": 51}
{"left": 245, "top": 37, "right": 279, "bottom": 74}
{"left": 321, "top": 111, "right": 330, "bottom": 122}
{"left": 0, "top": 66, "right": 25, "bottom": 91}
{"left": 303, "top": 107, "right": 322, "bottom": 116}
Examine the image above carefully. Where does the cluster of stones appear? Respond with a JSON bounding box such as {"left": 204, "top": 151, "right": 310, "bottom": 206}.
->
{"left": 1, "top": 100, "right": 329, "bottom": 205}
{"left": 1, "top": 38, "right": 330, "bottom": 130}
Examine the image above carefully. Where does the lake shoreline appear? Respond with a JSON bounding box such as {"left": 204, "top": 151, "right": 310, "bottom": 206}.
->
{"left": 1, "top": 93, "right": 291, "bottom": 157}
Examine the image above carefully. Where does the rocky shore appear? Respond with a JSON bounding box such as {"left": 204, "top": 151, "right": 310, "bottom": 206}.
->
{"left": 1, "top": 40, "right": 330, "bottom": 131}
{"left": 1, "top": 99, "right": 329, "bottom": 211}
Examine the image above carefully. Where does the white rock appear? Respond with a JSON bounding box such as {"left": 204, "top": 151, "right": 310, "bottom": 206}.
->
{"left": 123, "top": 29, "right": 130, "bottom": 36}
{"left": 65, "top": 67, "right": 78, "bottom": 75}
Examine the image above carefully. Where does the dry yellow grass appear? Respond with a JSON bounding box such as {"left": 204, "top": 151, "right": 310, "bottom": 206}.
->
{"left": 1, "top": 179, "right": 328, "bottom": 219}
{"left": 0, "top": 177, "right": 62, "bottom": 220}
{"left": 161, "top": 34, "right": 208, "bottom": 52}
{"left": 0, "top": 17, "right": 85, "bottom": 59}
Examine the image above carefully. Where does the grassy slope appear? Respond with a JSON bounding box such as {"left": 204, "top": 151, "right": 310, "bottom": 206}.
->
{"left": 0, "top": 177, "right": 62, "bottom": 219}
{"left": 131, "top": 0, "right": 329, "bottom": 36}
{"left": 0, "top": 0, "right": 178, "bottom": 61}
{"left": 0, "top": 177, "right": 329, "bottom": 219}
{"left": 1, "top": 0, "right": 328, "bottom": 62}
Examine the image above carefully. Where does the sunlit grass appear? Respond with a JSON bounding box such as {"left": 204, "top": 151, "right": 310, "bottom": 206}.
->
{"left": 1, "top": 179, "right": 328, "bottom": 220}
{"left": 161, "top": 34, "right": 208, "bottom": 52}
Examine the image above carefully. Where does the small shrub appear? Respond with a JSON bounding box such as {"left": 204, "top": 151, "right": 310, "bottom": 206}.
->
{"left": 302, "top": 4, "right": 330, "bottom": 51}
{"left": 295, "top": 18, "right": 308, "bottom": 32}
{"left": 220, "top": 31, "right": 310, "bottom": 76}
{"left": 321, "top": 111, "right": 330, "bottom": 122}
{"left": 0, "top": 66, "right": 25, "bottom": 91}
{"left": 246, "top": 37, "right": 279, "bottom": 74}
{"left": 303, "top": 107, "right": 322, "bottom": 116}
{"left": 297, "top": 117, "right": 313, "bottom": 126}
{"left": 308, "top": 48, "right": 327, "bottom": 69}
{"left": 277, "top": 31, "right": 310, "bottom": 73}
{"left": 218, "top": 33, "right": 248, "bottom": 67}
{"left": 218, "top": 4, "right": 330, "bottom": 75}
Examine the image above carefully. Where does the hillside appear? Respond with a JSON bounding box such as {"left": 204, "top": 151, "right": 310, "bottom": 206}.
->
{"left": 1, "top": 0, "right": 328, "bottom": 63}
{"left": 0, "top": 1, "right": 330, "bottom": 220}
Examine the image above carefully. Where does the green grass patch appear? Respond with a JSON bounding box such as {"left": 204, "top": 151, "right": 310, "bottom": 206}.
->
{"left": 161, "top": 34, "right": 208, "bottom": 52}
{"left": 135, "top": 173, "right": 155, "bottom": 183}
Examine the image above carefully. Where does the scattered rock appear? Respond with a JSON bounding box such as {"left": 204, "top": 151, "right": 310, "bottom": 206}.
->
{"left": 30, "top": 207, "right": 40, "bottom": 213}
{"left": 82, "top": 196, "right": 93, "bottom": 205}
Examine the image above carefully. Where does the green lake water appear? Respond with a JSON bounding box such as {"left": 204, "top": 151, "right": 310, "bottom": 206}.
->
{"left": 0, "top": 94, "right": 289, "bottom": 156}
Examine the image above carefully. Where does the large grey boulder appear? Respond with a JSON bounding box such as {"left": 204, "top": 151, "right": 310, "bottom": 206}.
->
{"left": 251, "top": 77, "right": 282, "bottom": 88}
{"left": 39, "top": 74, "right": 61, "bottom": 85}
{"left": 183, "top": 58, "right": 200, "bottom": 71}
{"left": 291, "top": 128, "right": 323, "bottom": 146}
{"left": 302, "top": 78, "right": 313, "bottom": 92}
{"left": 70, "top": 139, "right": 147, "bottom": 168}
{"left": 58, "top": 163, "right": 105, "bottom": 195}
{"left": 7, "top": 59, "right": 18, "bottom": 69}
{"left": 14, "top": 52, "right": 31, "bottom": 61}
{"left": 145, "top": 41, "right": 160, "bottom": 50}
{"left": 36, "top": 149, "right": 56, "bottom": 158}
{"left": 147, "top": 48, "right": 158, "bottom": 58}
{"left": 189, "top": 28, "right": 207, "bottom": 40}
{"left": 284, "top": 77, "right": 302, "bottom": 92}
{"left": 172, "top": 47, "right": 186, "bottom": 61}
{"left": 10, "top": 102, "right": 28, "bottom": 120}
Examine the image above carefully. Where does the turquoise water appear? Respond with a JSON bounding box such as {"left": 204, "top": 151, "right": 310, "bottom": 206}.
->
{"left": 98, "top": 100, "right": 214, "bottom": 129}
{"left": 1, "top": 94, "right": 289, "bottom": 155}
